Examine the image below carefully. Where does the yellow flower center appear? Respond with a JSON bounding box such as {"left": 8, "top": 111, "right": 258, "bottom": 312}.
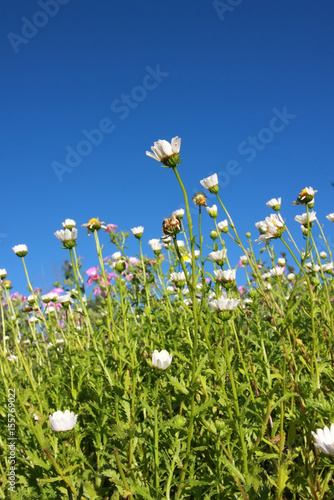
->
{"left": 88, "top": 218, "right": 98, "bottom": 225}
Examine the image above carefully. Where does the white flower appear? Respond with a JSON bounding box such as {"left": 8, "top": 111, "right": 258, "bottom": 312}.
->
{"left": 209, "top": 297, "right": 240, "bottom": 311}
{"left": 287, "top": 273, "right": 295, "bottom": 281}
{"left": 112, "top": 251, "right": 122, "bottom": 260}
{"left": 255, "top": 221, "right": 267, "bottom": 234}
{"left": 326, "top": 213, "right": 334, "bottom": 222}
{"left": 172, "top": 209, "right": 185, "bottom": 219}
{"left": 277, "top": 258, "right": 286, "bottom": 266}
{"left": 7, "top": 354, "right": 18, "bottom": 362}
{"left": 148, "top": 239, "right": 162, "bottom": 252}
{"left": 217, "top": 220, "right": 229, "bottom": 232}
{"left": 262, "top": 272, "right": 272, "bottom": 280}
{"left": 256, "top": 214, "right": 285, "bottom": 242}
{"left": 214, "top": 269, "right": 236, "bottom": 282}
{"left": 131, "top": 226, "right": 144, "bottom": 238}
{"left": 45, "top": 304, "right": 56, "bottom": 315}
{"left": 146, "top": 137, "right": 181, "bottom": 167}
{"left": 62, "top": 219, "right": 76, "bottom": 229}
{"left": 266, "top": 198, "right": 281, "bottom": 211}
{"left": 200, "top": 173, "right": 219, "bottom": 194}
{"left": 42, "top": 292, "right": 59, "bottom": 303}
{"left": 206, "top": 205, "right": 218, "bottom": 218}
{"left": 312, "top": 424, "right": 334, "bottom": 455}
{"left": 208, "top": 249, "right": 227, "bottom": 263}
{"left": 58, "top": 294, "right": 73, "bottom": 306}
{"left": 293, "top": 187, "right": 318, "bottom": 205}
{"left": 152, "top": 350, "right": 173, "bottom": 370}
{"left": 0, "top": 269, "right": 7, "bottom": 279}
{"left": 295, "top": 211, "right": 317, "bottom": 226}
{"left": 170, "top": 272, "right": 186, "bottom": 283}
{"left": 49, "top": 410, "right": 78, "bottom": 432}
{"left": 322, "top": 262, "right": 333, "bottom": 273}
{"left": 320, "top": 251, "right": 327, "bottom": 259}
{"left": 12, "top": 244, "right": 28, "bottom": 257}
{"left": 270, "top": 266, "right": 285, "bottom": 277}
{"left": 240, "top": 255, "right": 248, "bottom": 265}
{"left": 54, "top": 228, "right": 78, "bottom": 248}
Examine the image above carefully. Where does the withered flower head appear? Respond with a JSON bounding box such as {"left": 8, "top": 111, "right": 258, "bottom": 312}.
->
{"left": 192, "top": 192, "right": 207, "bottom": 207}
{"left": 162, "top": 213, "right": 181, "bottom": 237}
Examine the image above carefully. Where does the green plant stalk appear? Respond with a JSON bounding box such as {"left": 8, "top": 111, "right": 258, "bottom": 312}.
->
{"left": 215, "top": 193, "right": 275, "bottom": 307}
{"left": 5, "top": 289, "right": 43, "bottom": 412}
{"left": 21, "top": 257, "right": 49, "bottom": 331}
{"left": 166, "top": 433, "right": 181, "bottom": 500}
{"left": 231, "top": 319, "right": 256, "bottom": 404}
{"left": 198, "top": 206, "right": 207, "bottom": 293}
{"left": 154, "top": 378, "right": 160, "bottom": 497}
{"left": 93, "top": 230, "right": 116, "bottom": 335}
{"left": 114, "top": 447, "right": 133, "bottom": 500}
{"left": 44, "top": 447, "right": 77, "bottom": 496}
{"left": 277, "top": 401, "right": 286, "bottom": 500}
{"left": 138, "top": 238, "right": 152, "bottom": 309}
{"left": 309, "top": 230, "right": 334, "bottom": 338}
{"left": 281, "top": 237, "right": 319, "bottom": 386}
{"left": 172, "top": 166, "right": 201, "bottom": 497}
{"left": 316, "top": 218, "right": 333, "bottom": 262}
{"left": 224, "top": 322, "right": 249, "bottom": 477}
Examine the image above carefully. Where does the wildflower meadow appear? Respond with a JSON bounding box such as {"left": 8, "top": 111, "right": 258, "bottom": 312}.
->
{"left": 1, "top": 137, "right": 334, "bottom": 499}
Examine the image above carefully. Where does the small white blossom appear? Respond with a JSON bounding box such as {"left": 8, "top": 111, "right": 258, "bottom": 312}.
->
{"left": 170, "top": 272, "right": 186, "bottom": 283}
{"left": 12, "top": 244, "right": 28, "bottom": 257}
{"left": 217, "top": 220, "right": 229, "bottom": 232}
{"left": 256, "top": 214, "right": 285, "bottom": 242}
{"left": 49, "top": 410, "right": 78, "bottom": 432}
{"left": 209, "top": 297, "right": 240, "bottom": 311}
{"left": 148, "top": 239, "right": 162, "bottom": 252}
{"left": 266, "top": 197, "right": 281, "bottom": 211}
{"left": 172, "top": 209, "right": 185, "bottom": 219}
{"left": 255, "top": 221, "right": 267, "bottom": 234}
{"left": 326, "top": 213, "right": 334, "bottom": 222}
{"left": 62, "top": 219, "right": 76, "bottom": 229}
{"left": 322, "top": 262, "right": 333, "bottom": 273}
{"left": 131, "top": 226, "right": 144, "bottom": 238}
{"left": 208, "top": 249, "right": 227, "bottom": 263}
{"left": 270, "top": 266, "right": 285, "bottom": 277}
{"left": 152, "top": 350, "right": 173, "bottom": 370}
{"left": 295, "top": 211, "right": 317, "bottom": 226}
{"left": 146, "top": 137, "right": 181, "bottom": 167}
{"left": 214, "top": 269, "right": 236, "bottom": 282}
{"left": 111, "top": 251, "right": 122, "bottom": 260}
{"left": 312, "top": 424, "right": 334, "bottom": 455}
{"left": 200, "top": 173, "right": 219, "bottom": 194}
{"left": 0, "top": 269, "right": 7, "bottom": 279}
{"left": 54, "top": 229, "right": 78, "bottom": 248}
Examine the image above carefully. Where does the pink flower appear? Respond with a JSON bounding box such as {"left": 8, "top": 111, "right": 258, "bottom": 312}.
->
{"left": 86, "top": 267, "right": 100, "bottom": 285}
{"left": 50, "top": 287, "right": 63, "bottom": 295}
{"left": 238, "top": 286, "right": 246, "bottom": 295}
{"left": 104, "top": 224, "right": 118, "bottom": 234}
{"left": 86, "top": 266, "right": 99, "bottom": 277}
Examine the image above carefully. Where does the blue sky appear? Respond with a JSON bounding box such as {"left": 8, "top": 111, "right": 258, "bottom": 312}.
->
{"left": 1, "top": 0, "right": 334, "bottom": 293}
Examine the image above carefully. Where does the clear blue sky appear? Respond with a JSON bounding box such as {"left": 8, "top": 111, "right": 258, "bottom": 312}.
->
{"left": 1, "top": 0, "right": 334, "bottom": 293}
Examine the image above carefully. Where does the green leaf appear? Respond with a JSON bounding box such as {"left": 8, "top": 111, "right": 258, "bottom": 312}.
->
{"left": 168, "top": 375, "right": 189, "bottom": 394}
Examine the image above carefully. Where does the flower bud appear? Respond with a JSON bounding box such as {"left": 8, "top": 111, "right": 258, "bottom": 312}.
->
{"left": 210, "top": 230, "right": 219, "bottom": 240}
